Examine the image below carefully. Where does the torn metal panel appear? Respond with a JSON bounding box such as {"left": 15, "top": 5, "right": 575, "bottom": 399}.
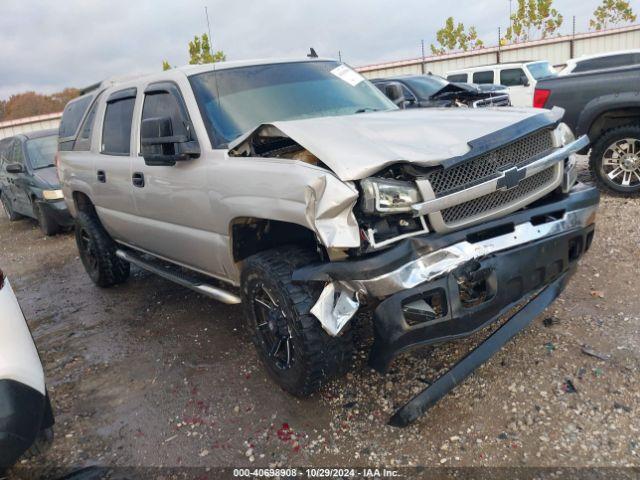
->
{"left": 229, "top": 108, "right": 564, "bottom": 181}
{"left": 310, "top": 282, "right": 360, "bottom": 336}
{"left": 304, "top": 175, "right": 360, "bottom": 248}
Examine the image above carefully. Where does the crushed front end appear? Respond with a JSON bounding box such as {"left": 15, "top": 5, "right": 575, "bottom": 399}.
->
{"left": 294, "top": 118, "right": 599, "bottom": 425}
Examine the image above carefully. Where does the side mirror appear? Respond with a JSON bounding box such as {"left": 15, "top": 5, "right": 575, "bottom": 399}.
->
{"left": 523, "top": 79, "right": 530, "bottom": 87}
{"left": 5, "top": 163, "right": 23, "bottom": 174}
{"left": 384, "top": 84, "right": 406, "bottom": 108}
{"left": 140, "top": 116, "right": 200, "bottom": 166}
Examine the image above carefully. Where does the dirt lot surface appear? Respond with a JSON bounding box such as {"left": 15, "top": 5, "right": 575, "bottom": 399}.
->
{"left": 3, "top": 172, "right": 640, "bottom": 478}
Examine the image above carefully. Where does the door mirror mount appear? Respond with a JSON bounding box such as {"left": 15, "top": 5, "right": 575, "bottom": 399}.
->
{"left": 140, "top": 116, "right": 200, "bottom": 166}
{"left": 5, "top": 163, "right": 23, "bottom": 174}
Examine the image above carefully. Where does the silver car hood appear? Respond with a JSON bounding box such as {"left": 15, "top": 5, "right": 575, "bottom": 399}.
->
{"left": 229, "top": 107, "right": 563, "bottom": 181}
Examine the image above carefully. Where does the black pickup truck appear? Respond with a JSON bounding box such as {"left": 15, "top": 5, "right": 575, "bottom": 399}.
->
{"left": 535, "top": 64, "right": 640, "bottom": 194}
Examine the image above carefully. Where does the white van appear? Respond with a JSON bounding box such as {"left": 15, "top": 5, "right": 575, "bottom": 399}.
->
{"left": 446, "top": 61, "right": 557, "bottom": 107}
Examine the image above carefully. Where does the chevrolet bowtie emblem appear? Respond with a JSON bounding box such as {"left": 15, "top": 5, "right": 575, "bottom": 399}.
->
{"left": 497, "top": 166, "right": 527, "bottom": 190}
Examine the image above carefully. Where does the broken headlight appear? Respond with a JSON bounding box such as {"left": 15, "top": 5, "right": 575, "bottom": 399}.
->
{"left": 360, "top": 178, "right": 422, "bottom": 214}
{"left": 554, "top": 122, "right": 575, "bottom": 146}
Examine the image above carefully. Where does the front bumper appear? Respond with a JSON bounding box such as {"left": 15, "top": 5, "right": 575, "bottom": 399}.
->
{"left": 295, "top": 183, "right": 599, "bottom": 370}
{"left": 0, "top": 380, "right": 54, "bottom": 468}
{"left": 36, "top": 199, "right": 73, "bottom": 228}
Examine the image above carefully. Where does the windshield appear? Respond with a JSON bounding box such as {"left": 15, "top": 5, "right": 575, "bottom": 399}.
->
{"left": 402, "top": 76, "right": 450, "bottom": 99}
{"left": 26, "top": 135, "right": 58, "bottom": 169}
{"left": 189, "top": 61, "right": 396, "bottom": 147}
{"left": 527, "top": 61, "right": 557, "bottom": 80}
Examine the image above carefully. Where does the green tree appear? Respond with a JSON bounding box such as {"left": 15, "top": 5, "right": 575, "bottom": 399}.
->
{"left": 430, "top": 17, "right": 484, "bottom": 55}
{"left": 590, "top": 0, "right": 637, "bottom": 30}
{"left": 162, "top": 33, "right": 226, "bottom": 70}
{"left": 504, "top": 0, "right": 563, "bottom": 43}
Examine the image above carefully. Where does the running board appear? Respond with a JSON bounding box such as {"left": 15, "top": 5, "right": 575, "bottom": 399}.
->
{"left": 115, "top": 249, "right": 241, "bottom": 305}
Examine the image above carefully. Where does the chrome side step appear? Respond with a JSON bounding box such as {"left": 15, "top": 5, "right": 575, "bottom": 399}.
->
{"left": 115, "top": 249, "right": 241, "bottom": 305}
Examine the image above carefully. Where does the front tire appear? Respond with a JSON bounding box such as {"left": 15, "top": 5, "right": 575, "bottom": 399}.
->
{"left": 589, "top": 124, "right": 640, "bottom": 195}
{"left": 1, "top": 192, "right": 21, "bottom": 221}
{"left": 34, "top": 201, "right": 59, "bottom": 236}
{"left": 75, "top": 211, "right": 130, "bottom": 287}
{"left": 241, "top": 246, "right": 354, "bottom": 397}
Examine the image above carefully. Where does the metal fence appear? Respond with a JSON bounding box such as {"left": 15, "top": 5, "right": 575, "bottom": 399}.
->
{"left": 356, "top": 23, "right": 640, "bottom": 78}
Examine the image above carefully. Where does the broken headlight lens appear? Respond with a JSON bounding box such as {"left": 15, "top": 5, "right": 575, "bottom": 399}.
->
{"left": 554, "top": 122, "right": 575, "bottom": 146}
{"left": 360, "top": 178, "right": 422, "bottom": 214}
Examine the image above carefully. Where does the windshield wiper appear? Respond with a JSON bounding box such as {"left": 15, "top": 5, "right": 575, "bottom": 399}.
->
{"left": 354, "top": 107, "right": 380, "bottom": 114}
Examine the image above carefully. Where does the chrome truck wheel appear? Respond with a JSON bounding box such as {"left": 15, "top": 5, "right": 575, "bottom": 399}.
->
{"left": 590, "top": 125, "right": 640, "bottom": 195}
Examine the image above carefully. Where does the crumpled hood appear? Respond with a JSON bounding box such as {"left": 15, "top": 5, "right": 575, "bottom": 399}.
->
{"left": 230, "top": 107, "right": 563, "bottom": 181}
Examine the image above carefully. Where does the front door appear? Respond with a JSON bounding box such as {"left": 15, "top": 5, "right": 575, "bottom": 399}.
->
{"left": 129, "top": 81, "right": 223, "bottom": 277}
{"left": 6, "top": 139, "right": 33, "bottom": 216}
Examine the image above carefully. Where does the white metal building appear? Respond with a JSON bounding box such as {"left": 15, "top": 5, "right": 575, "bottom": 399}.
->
{"left": 357, "top": 23, "right": 640, "bottom": 78}
{"left": 0, "top": 112, "right": 62, "bottom": 140}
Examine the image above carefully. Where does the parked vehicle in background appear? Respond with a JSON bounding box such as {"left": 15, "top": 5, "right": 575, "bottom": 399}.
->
{"left": 0, "top": 267, "right": 54, "bottom": 469}
{"left": 446, "top": 61, "right": 557, "bottom": 107}
{"left": 0, "top": 129, "right": 72, "bottom": 234}
{"left": 535, "top": 64, "right": 640, "bottom": 195}
{"left": 371, "top": 74, "right": 510, "bottom": 108}
{"left": 57, "top": 58, "right": 598, "bottom": 425}
{"left": 558, "top": 49, "right": 640, "bottom": 76}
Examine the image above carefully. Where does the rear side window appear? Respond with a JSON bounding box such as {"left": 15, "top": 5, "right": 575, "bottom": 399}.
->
{"left": 59, "top": 95, "right": 92, "bottom": 139}
{"left": 101, "top": 89, "right": 137, "bottom": 156}
{"left": 73, "top": 93, "right": 103, "bottom": 152}
{"left": 447, "top": 74, "right": 467, "bottom": 83}
{"left": 472, "top": 71, "right": 494, "bottom": 84}
{"left": 574, "top": 54, "right": 635, "bottom": 73}
{"left": 500, "top": 68, "right": 528, "bottom": 86}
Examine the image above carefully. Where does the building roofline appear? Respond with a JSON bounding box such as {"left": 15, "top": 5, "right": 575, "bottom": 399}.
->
{"left": 356, "top": 23, "right": 640, "bottom": 72}
{"left": 0, "top": 112, "right": 62, "bottom": 129}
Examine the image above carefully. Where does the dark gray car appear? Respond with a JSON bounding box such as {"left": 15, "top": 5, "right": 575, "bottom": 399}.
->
{"left": 0, "top": 129, "right": 72, "bottom": 234}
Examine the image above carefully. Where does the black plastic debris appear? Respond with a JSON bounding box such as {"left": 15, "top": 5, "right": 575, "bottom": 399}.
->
{"left": 581, "top": 346, "right": 611, "bottom": 361}
{"left": 562, "top": 379, "right": 577, "bottom": 394}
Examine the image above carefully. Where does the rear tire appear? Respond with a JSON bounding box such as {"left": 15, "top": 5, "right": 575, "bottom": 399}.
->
{"left": 75, "top": 211, "right": 130, "bottom": 287}
{"left": 1, "top": 192, "right": 21, "bottom": 221}
{"left": 241, "top": 246, "right": 354, "bottom": 397}
{"left": 34, "top": 202, "right": 59, "bottom": 236}
{"left": 589, "top": 124, "right": 640, "bottom": 195}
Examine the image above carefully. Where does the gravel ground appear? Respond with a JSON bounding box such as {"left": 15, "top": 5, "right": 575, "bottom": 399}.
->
{"left": 2, "top": 165, "right": 639, "bottom": 478}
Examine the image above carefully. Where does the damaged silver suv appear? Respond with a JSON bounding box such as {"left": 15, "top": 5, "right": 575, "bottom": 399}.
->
{"left": 58, "top": 59, "right": 599, "bottom": 426}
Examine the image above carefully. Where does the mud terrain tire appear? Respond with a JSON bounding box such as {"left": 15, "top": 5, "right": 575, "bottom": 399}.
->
{"left": 241, "top": 246, "right": 354, "bottom": 397}
{"left": 75, "top": 211, "right": 129, "bottom": 287}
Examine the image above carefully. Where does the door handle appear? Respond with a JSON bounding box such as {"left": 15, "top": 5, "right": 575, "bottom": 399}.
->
{"left": 97, "top": 170, "right": 106, "bottom": 183}
{"left": 132, "top": 172, "right": 145, "bottom": 188}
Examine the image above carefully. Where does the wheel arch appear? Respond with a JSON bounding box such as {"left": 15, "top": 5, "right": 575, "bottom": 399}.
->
{"left": 230, "top": 217, "right": 325, "bottom": 264}
{"left": 577, "top": 94, "right": 640, "bottom": 142}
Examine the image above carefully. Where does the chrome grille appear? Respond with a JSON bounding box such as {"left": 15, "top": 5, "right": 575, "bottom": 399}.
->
{"left": 425, "top": 129, "right": 554, "bottom": 197}
{"left": 441, "top": 166, "right": 557, "bottom": 225}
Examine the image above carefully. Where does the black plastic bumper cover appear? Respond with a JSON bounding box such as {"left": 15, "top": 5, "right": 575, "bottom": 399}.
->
{"left": 38, "top": 199, "right": 73, "bottom": 227}
{"left": 388, "top": 270, "right": 571, "bottom": 427}
{"left": 369, "top": 222, "right": 594, "bottom": 373}
{"left": 0, "top": 379, "right": 54, "bottom": 468}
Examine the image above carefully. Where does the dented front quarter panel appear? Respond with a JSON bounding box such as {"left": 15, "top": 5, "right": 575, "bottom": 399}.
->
{"left": 210, "top": 154, "right": 360, "bottom": 282}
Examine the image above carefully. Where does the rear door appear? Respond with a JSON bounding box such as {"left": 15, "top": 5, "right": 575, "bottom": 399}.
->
{"left": 90, "top": 87, "right": 138, "bottom": 241}
{"left": 499, "top": 67, "right": 531, "bottom": 107}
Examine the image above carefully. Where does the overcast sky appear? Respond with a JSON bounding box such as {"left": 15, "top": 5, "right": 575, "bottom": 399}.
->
{"left": 0, "top": 0, "right": 601, "bottom": 99}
